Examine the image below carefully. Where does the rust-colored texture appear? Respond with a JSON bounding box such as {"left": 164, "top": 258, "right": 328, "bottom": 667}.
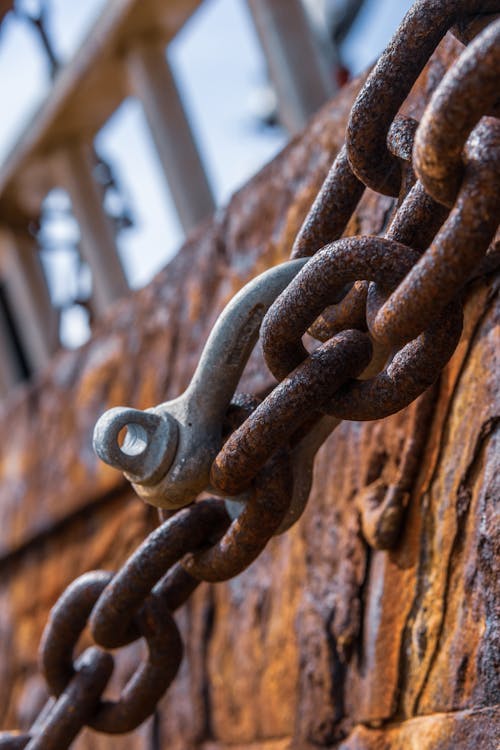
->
{"left": 0, "top": 34, "right": 498, "bottom": 749}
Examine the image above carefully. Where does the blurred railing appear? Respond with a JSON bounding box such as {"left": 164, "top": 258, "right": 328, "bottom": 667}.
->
{"left": 0, "top": 0, "right": 339, "bottom": 394}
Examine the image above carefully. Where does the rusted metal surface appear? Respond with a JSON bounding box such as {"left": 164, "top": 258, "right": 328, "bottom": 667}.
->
{"left": 41, "top": 572, "right": 114, "bottom": 695}
{"left": 308, "top": 281, "right": 368, "bottom": 342}
{"left": 0, "top": 21, "right": 498, "bottom": 750}
{"left": 355, "top": 386, "right": 437, "bottom": 550}
{"left": 339, "top": 707, "right": 500, "bottom": 749}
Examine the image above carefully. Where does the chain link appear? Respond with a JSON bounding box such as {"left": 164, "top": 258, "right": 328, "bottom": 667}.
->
{"left": 346, "top": 0, "right": 500, "bottom": 195}
{"left": 2, "top": 3, "right": 499, "bottom": 746}
{"left": 210, "top": 329, "right": 371, "bottom": 495}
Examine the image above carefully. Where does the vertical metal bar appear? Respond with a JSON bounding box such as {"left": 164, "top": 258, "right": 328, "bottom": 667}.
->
{"left": 58, "top": 143, "right": 129, "bottom": 314}
{"left": 247, "top": 0, "right": 337, "bottom": 133}
{"left": 0, "top": 304, "right": 23, "bottom": 394}
{"left": 127, "top": 38, "right": 215, "bottom": 233}
{"left": 0, "top": 228, "right": 58, "bottom": 372}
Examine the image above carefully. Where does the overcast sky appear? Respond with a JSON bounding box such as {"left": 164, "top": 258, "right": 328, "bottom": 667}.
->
{"left": 0, "top": 0, "right": 414, "bottom": 346}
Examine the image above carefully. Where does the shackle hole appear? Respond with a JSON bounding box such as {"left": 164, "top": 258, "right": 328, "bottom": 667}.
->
{"left": 118, "top": 423, "right": 149, "bottom": 457}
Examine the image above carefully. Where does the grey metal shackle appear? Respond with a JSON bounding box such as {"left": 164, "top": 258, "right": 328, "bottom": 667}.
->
{"left": 93, "top": 259, "right": 307, "bottom": 509}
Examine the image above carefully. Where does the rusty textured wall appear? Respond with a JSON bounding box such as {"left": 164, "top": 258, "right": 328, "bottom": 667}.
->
{"left": 0, "top": 34, "right": 498, "bottom": 749}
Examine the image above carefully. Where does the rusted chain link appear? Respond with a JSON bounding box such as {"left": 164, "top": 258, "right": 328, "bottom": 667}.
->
{"left": 452, "top": 9, "right": 500, "bottom": 42}
{"left": 0, "top": 649, "right": 113, "bottom": 750}
{"left": 415, "top": 16, "right": 500, "bottom": 207}
{"left": 1, "top": 502, "right": 229, "bottom": 748}
{"left": 89, "top": 500, "right": 229, "bottom": 649}
{"left": 184, "top": 449, "right": 293, "bottom": 581}
{"left": 301, "top": 116, "right": 450, "bottom": 348}
{"left": 2, "top": 6, "right": 499, "bottom": 747}
{"left": 259, "top": 236, "right": 463, "bottom": 421}
{"left": 346, "top": 0, "right": 500, "bottom": 196}
{"left": 49, "top": 589, "right": 182, "bottom": 735}
{"left": 291, "top": 145, "right": 365, "bottom": 258}
{"left": 372, "top": 118, "right": 500, "bottom": 347}
{"left": 210, "top": 329, "right": 372, "bottom": 495}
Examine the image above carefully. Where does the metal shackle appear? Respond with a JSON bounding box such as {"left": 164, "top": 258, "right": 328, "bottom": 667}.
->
{"left": 93, "top": 259, "right": 307, "bottom": 509}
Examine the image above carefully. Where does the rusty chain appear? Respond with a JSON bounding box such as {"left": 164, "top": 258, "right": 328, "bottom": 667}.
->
{"left": 2, "top": 3, "right": 499, "bottom": 747}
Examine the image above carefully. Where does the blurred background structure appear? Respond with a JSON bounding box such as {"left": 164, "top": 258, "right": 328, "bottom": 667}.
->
{"left": 0, "top": 0, "right": 413, "bottom": 393}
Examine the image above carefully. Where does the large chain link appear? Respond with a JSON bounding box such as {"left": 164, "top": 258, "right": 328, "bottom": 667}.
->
{"left": 2, "top": 4, "right": 499, "bottom": 747}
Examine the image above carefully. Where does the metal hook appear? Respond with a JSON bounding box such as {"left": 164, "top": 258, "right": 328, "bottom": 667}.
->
{"left": 93, "top": 259, "right": 307, "bottom": 509}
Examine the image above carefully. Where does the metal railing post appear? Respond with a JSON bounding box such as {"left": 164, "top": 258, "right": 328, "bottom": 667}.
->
{"left": 58, "top": 143, "right": 129, "bottom": 315}
{"left": 247, "top": 0, "right": 337, "bottom": 133}
{"left": 127, "top": 37, "right": 215, "bottom": 233}
{"left": 0, "top": 227, "right": 58, "bottom": 372}
{"left": 0, "top": 306, "right": 23, "bottom": 393}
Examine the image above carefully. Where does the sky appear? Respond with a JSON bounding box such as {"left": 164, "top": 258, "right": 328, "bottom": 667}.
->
{"left": 0, "top": 0, "right": 414, "bottom": 347}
